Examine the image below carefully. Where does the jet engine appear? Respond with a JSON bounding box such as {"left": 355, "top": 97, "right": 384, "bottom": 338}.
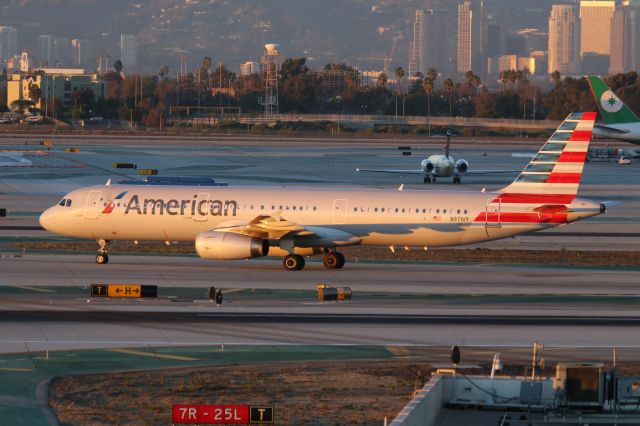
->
{"left": 421, "top": 159, "right": 434, "bottom": 172}
{"left": 195, "top": 231, "right": 269, "bottom": 260}
{"left": 455, "top": 159, "right": 469, "bottom": 173}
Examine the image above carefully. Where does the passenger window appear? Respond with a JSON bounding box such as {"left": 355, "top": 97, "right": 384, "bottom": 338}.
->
{"left": 292, "top": 206, "right": 296, "bottom": 210}
{"left": 457, "top": 209, "right": 460, "bottom": 214}
{"left": 374, "top": 208, "right": 378, "bottom": 212}
{"left": 261, "top": 205, "right": 264, "bottom": 210}
{"left": 354, "top": 207, "right": 357, "bottom": 212}
{"left": 422, "top": 208, "right": 426, "bottom": 213}
{"left": 464, "top": 210, "right": 468, "bottom": 214}
{"left": 436, "top": 209, "right": 440, "bottom": 213}
{"left": 443, "top": 209, "right": 447, "bottom": 214}
{"left": 381, "top": 208, "right": 385, "bottom": 212}
{"left": 395, "top": 208, "right": 398, "bottom": 213}
{"left": 313, "top": 207, "right": 317, "bottom": 211}
{"left": 415, "top": 209, "right": 419, "bottom": 213}
{"left": 402, "top": 208, "right": 405, "bottom": 213}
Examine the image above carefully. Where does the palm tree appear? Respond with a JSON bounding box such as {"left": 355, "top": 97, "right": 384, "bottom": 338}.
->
{"left": 394, "top": 66, "right": 405, "bottom": 117}
{"left": 443, "top": 78, "right": 454, "bottom": 117}
{"left": 377, "top": 72, "right": 388, "bottom": 88}
{"left": 423, "top": 68, "right": 438, "bottom": 135}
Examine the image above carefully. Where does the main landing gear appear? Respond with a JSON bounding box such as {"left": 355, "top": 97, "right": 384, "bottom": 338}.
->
{"left": 283, "top": 254, "right": 305, "bottom": 271}
{"left": 281, "top": 251, "right": 346, "bottom": 271}
{"left": 423, "top": 176, "right": 437, "bottom": 184}
{"left": 322, "top": 251, "right": 345, "bottom": 270}
{"left": 453, "top": 176, "right": 461, "bottom": 184}
{"left": 96, "top": 239, "right": 110, "bottom": 264}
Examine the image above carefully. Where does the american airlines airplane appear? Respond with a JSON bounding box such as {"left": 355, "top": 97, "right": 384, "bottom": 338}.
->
{"left": 40, "top": 112, "right": 606, "bottom": 271}
{"left": 356, "top": 131, "right": 518, "bottom": 183}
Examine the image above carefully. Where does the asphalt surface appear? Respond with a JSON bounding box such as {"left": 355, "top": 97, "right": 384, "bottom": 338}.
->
{"left": 0, "top": 134, "right": 639, "bottom": 356}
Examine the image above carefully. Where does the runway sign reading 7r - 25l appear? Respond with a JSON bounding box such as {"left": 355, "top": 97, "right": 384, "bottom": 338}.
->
{"left": 171, "top": 404, "right": 274, "bottom": 424}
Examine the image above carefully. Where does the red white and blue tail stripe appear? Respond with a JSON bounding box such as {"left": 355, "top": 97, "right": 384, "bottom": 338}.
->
{"left": 497, "top": 112, "right": 596, "bottom": 204}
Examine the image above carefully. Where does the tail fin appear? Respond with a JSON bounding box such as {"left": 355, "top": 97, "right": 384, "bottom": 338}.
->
{"left": 444, "top": 130, "right": 452, "bottom": 157}
{"left": 497, "top": 112, "right": 596, "bottom": 202}
{"left": 586, "top": 76, "right": 639, "bottom": 124}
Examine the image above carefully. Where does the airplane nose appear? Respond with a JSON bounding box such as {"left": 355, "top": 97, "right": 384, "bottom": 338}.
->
{"left": 39, "top": 207, "right": 56, "bottom": 231}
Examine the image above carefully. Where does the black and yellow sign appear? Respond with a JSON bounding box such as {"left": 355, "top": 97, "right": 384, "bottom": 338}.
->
{"left": 40, "top": 140, "right": 54, "bottom": 146}
{"left": 138, "top": 169, "right": 158, "bottom": 175}
{"left": 249, "top": 406, "right": 274, "bottom": 424}
{"left": 65, "top": 147, "right": 79, "bottom": 153}
{"left": 91, "top": 284, "right": 158, "bottom": 299}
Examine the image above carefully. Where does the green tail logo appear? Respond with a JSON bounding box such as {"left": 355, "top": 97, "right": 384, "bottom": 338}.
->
{"left": 586, "top": 76, "right": 639, "bottom": 124}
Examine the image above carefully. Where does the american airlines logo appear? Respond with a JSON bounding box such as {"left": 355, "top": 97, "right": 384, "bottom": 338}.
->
{"left": 124, "top": 194, "right": 238, "bottom": 217}
{"left": 102, "top": 191, "right": 128, "bottom": 214}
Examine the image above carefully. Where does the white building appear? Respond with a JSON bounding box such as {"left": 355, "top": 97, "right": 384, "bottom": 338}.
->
{"left": 71, "top": 39, "right": 93, "bottom": 68}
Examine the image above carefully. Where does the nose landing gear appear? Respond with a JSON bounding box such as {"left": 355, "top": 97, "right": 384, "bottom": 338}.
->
{"left": 96, "top": 239, "right": 110, "bottom": 264}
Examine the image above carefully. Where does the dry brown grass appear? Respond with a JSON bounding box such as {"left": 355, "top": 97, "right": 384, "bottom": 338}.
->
{"left": 49, "top": 360, "right": 427, "bottom": 425}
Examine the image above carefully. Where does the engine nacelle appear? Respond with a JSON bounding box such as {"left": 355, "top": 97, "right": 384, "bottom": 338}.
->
{"left": 455, "top": 159, "right": 469, "bottom": 173}
{"left": 195, "top": 231, "right": 269, "bottom": 260}
{"left": 421, "top": 159, "right": 434, "bottom": 172}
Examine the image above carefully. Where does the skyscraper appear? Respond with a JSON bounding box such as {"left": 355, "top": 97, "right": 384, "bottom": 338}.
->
{"left": 609, "top": 5, "right": 628, "bottom": 73}
{"left": 424, "top": 9, "right": 454, "bottom": 75}
{"left": 548, "top": 5, "right": 580, "bottom": 75}
{"left": 120, "top": 34, "right": 137, "bottom": 69}
{"left": 0, "top": 26, "right": 18, "bottom": 65}
{"left": 408, "top": 10, "right": 425, "bottom": 77}
{"left": 37, "top": 35, "right": 53, "bottom": 66}
{"left": 457, "top": 1, "right": 485, "bottom": 75}
{"left": 580, "top": 0, "right": 615, "bottom": 56}
{"left": 71, "top": 39, "right": 94, "bottom": 68}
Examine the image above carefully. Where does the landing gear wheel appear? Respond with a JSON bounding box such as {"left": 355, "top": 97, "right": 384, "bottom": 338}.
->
{"left": 432, "top": 177, "right": 437, "bottom": 182}
{"left": 453, "top": 176, "right": 461, "bottom": 184}
{"left": 283, "top": 254, "right": 305, "bottom": 271}
{"left": 95, "top": 253, "right": 109, "bottom": 264}
{"left": 424, "top": 176, "right": 431, "bottom": 184}
{"left": 323, "top": 252, "right": 344, "bottom": 270}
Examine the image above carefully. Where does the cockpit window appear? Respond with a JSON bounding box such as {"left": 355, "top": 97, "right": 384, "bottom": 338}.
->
{"left": 58, "top": 199, "right": 66, "bottom": 206}
{"left": 65, "top": 199, "right": 72, "bottom": 207}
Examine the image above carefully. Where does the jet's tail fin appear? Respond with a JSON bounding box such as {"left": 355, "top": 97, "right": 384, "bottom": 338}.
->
{"left": 586, "top": 76, "right": 639, "bottom": 124}
{"left": 497, "top": 112, "right": 596, "bottom": 202}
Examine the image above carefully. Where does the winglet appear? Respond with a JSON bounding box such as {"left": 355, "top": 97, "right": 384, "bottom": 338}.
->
{"left": 106, "top": 178, "right": 111, "bottom": 186}
{"left": 398, "top": 184, "right": 404, "bottom": 191}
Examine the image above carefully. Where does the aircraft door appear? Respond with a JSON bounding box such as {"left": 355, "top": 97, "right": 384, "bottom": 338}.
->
{"left": 84, "top": 190, "right": 102, "bottom": 220}
{"left": 333, "top": 199, "right": 347, "bottom": 224}
{"left": 485, "top": 198, "right": 501, "bottom": 228}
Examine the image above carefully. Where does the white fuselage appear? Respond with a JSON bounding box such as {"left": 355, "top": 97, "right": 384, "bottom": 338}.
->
{"left": 593, "top": 123, "right": 640, "bottom": 143}
{"left": 40, "top": 185, "right": 602, "bottom": 250}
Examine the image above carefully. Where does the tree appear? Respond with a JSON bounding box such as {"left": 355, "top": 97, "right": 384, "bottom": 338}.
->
{"left": 422, "top": 68, "right": 438, "bottom": 133}
{"left": 443, "top": 78, "right": 455, "bottom": 117}
{"left": 10, "top": 99, "right": 35, "bottom": 116}
{"left": 159, "top": 66, "right": 170, "bottom": 80}
{"left": 114, "top": 60, "right": 123, "bottom": 75}
{"left": 394, "top": 67, "right": 405, "bottom": 92}
{"left": 377, "top": 72, "right": 388, "bottom": 88}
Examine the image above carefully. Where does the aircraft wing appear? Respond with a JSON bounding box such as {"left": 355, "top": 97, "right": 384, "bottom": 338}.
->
{"left": 356, "top": 168, "right": 424, "bottom": 174}
{"left": 463, "top": 169, "right": 521, "bottom": 175}
{"left": 594, "top": 124, "right": 630, "bottom": 134}
{"left": 211, "top": 214, "right": 361, "bottom": 246}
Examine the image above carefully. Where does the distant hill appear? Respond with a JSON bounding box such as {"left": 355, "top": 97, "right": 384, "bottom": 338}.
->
{"left": 0, "top": 0, "right": 557, "bottom": 74}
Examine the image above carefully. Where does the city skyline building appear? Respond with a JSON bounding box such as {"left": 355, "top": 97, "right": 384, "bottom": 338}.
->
{"left": 71, "top": 39, "right": 94, "bottom": 68}
{"left": 424, "top": 8, "right": 454, "bottom": 75}
{"left": 408, "top": 9, "right": 425, "bottom": 77}
{"left": 580, "top": 0, "right": 615, "bottom": 57}
{"left": 456, "top": 0, "right": 486, "bottom": 75}
{"left": 120, "top": 34, "right": 137, "bottom": 69}
{"left": 37, "top": 35, "right": 53, "bottom": 67}
{"left": 548, "top": 4, "right": 581, "bottom": 75}
{"left": 0, "top": 26, "right": 18, "bottom": 65}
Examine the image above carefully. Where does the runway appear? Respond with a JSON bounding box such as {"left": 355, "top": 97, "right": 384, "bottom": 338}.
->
{"left": 1, "top": 135, "right": 639, "bottom": 358}
{"left": 1, "top": 254, "right": 639, "bottom": 294}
